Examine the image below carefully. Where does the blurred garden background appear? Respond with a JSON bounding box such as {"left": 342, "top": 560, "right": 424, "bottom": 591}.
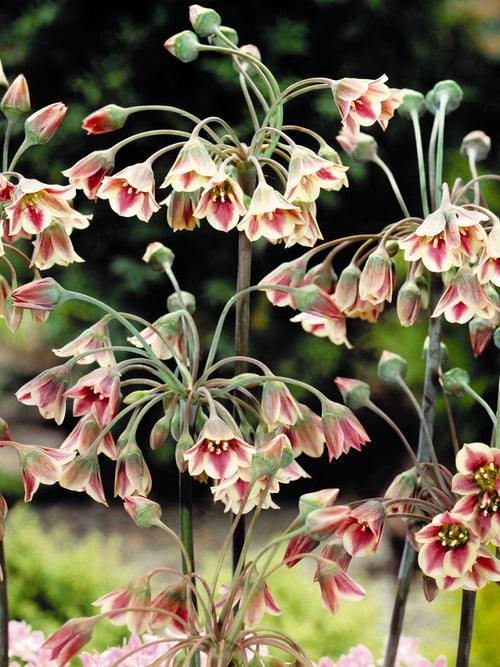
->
{"left": 1, "top": 0, "right": 500, "bottom": 664}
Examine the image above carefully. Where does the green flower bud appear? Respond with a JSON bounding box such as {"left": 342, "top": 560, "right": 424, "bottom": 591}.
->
{"left": 189, "top": 5, "right": 222, "bottom": 38}
{"left": 442, "top": 367, "right": 470, "bottom": 397}
{"left": 425, "top": 80, "right": 463, "bottom": 115}
{"left": 142, "top": 242, "right": 175, "bottom": 271}
{"left": 167, "top": 291, "right": 196, "bottom": 314}
{"left": 164, "top": 30, "right": 200, "bottom": 63}
{"left": 460, "top": 130, "right": 491, "bottom": 162}
{"left": 397, "top": 88, "right": 426, "bottom": 119}
{"left": 378, "top": 350, "right": 407, "bottom": 383}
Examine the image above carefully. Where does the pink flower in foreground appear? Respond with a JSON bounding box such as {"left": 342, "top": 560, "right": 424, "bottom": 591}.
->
{"left": 321, "top": 401, "right": 370, "bottom": 460}
{"left": 8, "top": 620, "right": 55, "bottom": 666}
{"left": 150, "top": 581, "right": 190, "bottom": 632}
{"left": 24, "top": 102, "right": 67, "bottom": 145}
{"left": 332, "top": 75, "right": 399, "bottom": 134}
{"left": 93, "top": 574, "right": 152, "bottom": 635}
{"left": 194, "top": 166, "right": 247, "bottom": 231}
{"left": 43, "top": 616, "right": 97, "bottom": 666}
{"left": 114, "top": 440, "right": 152, "bottom": 498}
{"left": 183, "top": 416, "right": 254, "bottom": 480}
{"left": 54, "top": 318, "right": 115, "bottom": 367}
{"left": 431, "top": 266, "right": 498, "bottom": 324}
{"left": 236, "top": 181, "right": 303, "bottom": 244}
{"left": 314, "top": 557, "right": 366, "bottom": 615}
{"left": 61, "top": 413, "right": 116, "bottom": 460}
{"left": 261, "top": 380, "right": 303, "bottom": 429}
{"left": 62, "top": 149, "right": 115, "bottom": 200}
{"left": 335, "top": 500, "right": 386, "bottom": 557}
{"left": 59, "top": 454, "right": 107, "bottom": 505}
{"left": 16, "top": 363, "right": 71, "bottom": 425}
{"left": 285, "top": 145, "right": 348, "bottom": 203}
{"left": 63, "top": 366, "right": 121, "bottom": 428}
{"left": 259, "top": 256, "right": 308, "bottom": 308}
{"left": 97, "top": 162, "right": 161, "bottom": 222}
{"left": 161, "top": 136, "right": 217, "bottom": 192}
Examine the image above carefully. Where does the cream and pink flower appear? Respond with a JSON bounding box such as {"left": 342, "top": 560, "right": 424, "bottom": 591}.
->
{"left": 150, "top": 581, "right": 190, "bottom": 632}
{"left": 335, "top": 500, "right": 386, "bottom": 557}
{"left": 193, "top": 166, "right": 246, "bottom": 231}
{"left": 183, "top": 416, "right": 254, "bottom": 480}
{"left": 321, "top": 401, "right": 370, "bottom": 460}
{"left": 54, "top": 318, "right": 115, "bottom": 367}
{"left": 331, "top": 75, "right": 400, "bottom": 134}
{"left": 16, "top": 363, "right": 71, "bottom": 425}
{"left": 93, "top": 574, "right": 152, "bottom": 635}
{"left": 97, "top": 162, "right": 161, "bottom": 222}
{"left": 314, "top": 557, "right": 366, "bottom": 615}
{"left": 42, "top": 616, "right": 98, "bottom": 667}
{"left": 261, "top": 380, "right": 302, "bottom": 430}
{"left": 1, "top": 74, "right": 30, "bottom": 120}
{"left": 283, "top": 403, "right": 325, "bottom": 458}
{"left": 236, "top": 181, "right": 303, "bottom": 244}
{"left": 59, "top": 454, "right": 107, "bottom": 505}
{"left": 358, "top": 246, "right": 395, "bottom": 304}
{"left": 258, "top": 256, "right": 308, "bottom": 308}
{"left": 24, "top": 102, "right": 67, "bottom": 145}
{"left": 284, "top": 145, "right": 348, "bottom": 203}
{"left": 114, "top": 441, "right": 152, "bottom": 498}
{"left": 127, "top": 312, "right": 184, "bottom": 361}
{"left": 10, "top": 277, "right": 67, "bottom": 312}
{"left": 62, "top": 149, "right": 115, "bottom": 200}
{"left": 161, "top": 137, "right": 217, "bottom": 192}
{"left": 30, "top": 220, "right": 84, "bottom": 270}
{"left": 60, "top": 413, "right": 116, "bottom": 460}
{"left": 63, "top": 367, "right": 121, "bottom": 428}
{"left": 290, "top": 310, "right": 352, "bottom": 348}
{"left": 431, "top": 266, "right": 498, "bottom": 324}
{"left": 165, "top": 189, "right": 200, "bottom": 231}
{"left": 474, "top": 222, "right": 500, "bottom": 286}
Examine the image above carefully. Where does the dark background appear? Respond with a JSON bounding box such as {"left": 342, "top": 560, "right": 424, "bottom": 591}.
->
{"left": 1, "top": 0, "right": 500, "bottom": 503}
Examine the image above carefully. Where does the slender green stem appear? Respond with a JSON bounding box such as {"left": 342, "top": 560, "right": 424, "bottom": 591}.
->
{"left": 463, "top": 385, "right": 497, "bottom": 426}
{"left": 0, "top": 542, "right": 7, "bottom": 667}
{"left": 371, "top": 154, "right": 410, "bottom": 218}
{"left": 409, "top": 108, "right": 429, "bottom": 217}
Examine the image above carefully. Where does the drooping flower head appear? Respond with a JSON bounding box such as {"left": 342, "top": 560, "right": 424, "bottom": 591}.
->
{"left": 97, "top": 162, "right": 161, "bottom": 222}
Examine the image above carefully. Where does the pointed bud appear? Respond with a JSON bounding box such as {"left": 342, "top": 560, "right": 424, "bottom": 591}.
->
{"left": 150, "top": 414, "right": 171, "bottom": 451}
{"left": 175, "top": 429, "right": 194, "bottom": 472}
{"left": 334, "top": 263, "right": 361, "bottom": 311}
{"left": 442, "top": 367, "right": 470, "bottom": 397}
{"left": 24, "top": 102, "right": 67, "bottom": 145}
{"left": 9, "top": 278, "right": 68, "bottom": 312}
{"left": 124, "top": 496, "right": 162, "bottom": 528}
{"left": 1, "top": 74, "right": 30, "bottom": 121}
{"left": 298, "top": 488, "right": 340, "bottom": 518}
{"left": 252, "top": 434, "right": 293, "bottom": 479}
{"left": 189, "top": 5, "right": 222, "bottom": 37}
{"left": 469, "top": 317, "right": 495, "bottom": 357}
{"left": 82, "top": 104, "right": 130, "bottom": 134}
{"left": 425, "top": 80, "right": 463, "bottom": 115}
{"left": 377, "top": 350, "right": 407, "bottom": 383}
{"left": 334, "top": 377, "right": 371, "bottom": 409}
{"left": 164, "top": 30, "right": 200, "bottom": 62}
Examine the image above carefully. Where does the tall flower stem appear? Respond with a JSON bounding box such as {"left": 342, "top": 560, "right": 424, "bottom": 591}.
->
{"left": 455, "top": 591, "right": 476, "bottom": 667}
{"left": 0, "top": 542, "right": 7, "bottom": 667}
{"left": 383, "top": 272, "right": 443, "bottom": 667}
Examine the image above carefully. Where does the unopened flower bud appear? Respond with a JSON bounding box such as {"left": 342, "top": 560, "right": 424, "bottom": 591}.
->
{"left": 318, "top": 143, "right": 342, "bottom": 164}
{"left": 189, "top": 5, "right": 222, "bottom": 37}
{"left": 24, "top": 102, "right": 67, "bottom": 145}
{"left": 252, "top": 434, "right": 293, "bottom": 479}
{"left": 175, "top": 429, "right": 194, "bottom": 472}
{"left": 385, "top": 240, "right": 399, "bottom": 258}
{"left": 335, "top": 263, "right": 361, "bottom": 311}
{"left": 425, "top": 80, "right": 463, "bottom": 115}
{"left": 291, "top": 284, "right": 342, "bottom": 319}
{"left": 124, "top": 496, "right": 162, "bottom": 528}
{"left": 123, "top": 390, "right": 150, "bottom": 405}
{"left": 469, "top": 317, "right": 495, "bottom": 357}
{"left": 167, "top": 291, "right": 196, "bottom": 314}
{"left": 442, "top": 367, "right": 470, "bottom": 397}
{"left": 9, "top": 277, "right": 68, "bottom": 312}
{"left": 384, "top": 467, "right": 418, "bottom": 515}
{"left": 397, "top": 279, "right": 421, "bottom": 327}
{"left": 378, "top": 350, "right": 407, "bottom": 383}
{"left": 82, "top": 104, "right": 130, "bottom": 135}
{"left": 337, "top": 129, "right": 378, "bottom": 162}
{"left": 209, "top": 26, "right": 238, "bottom": 47}
{"left": 150, "top": 414, "right": 171, "bottom": 450}
{"left": 164, "top": 30, "right": 200, "bottom": 62}
{"left": 396, "top": 89, "right": 426, "bottom": 119}
{"left": 334, "top": 377, "right": 371, "bottom": 409}
{"left": 1, "top": 74, "right": 30, "bottom": 121}
{"left": 142, "top": 242, "right": 175, "bottom": 271}
{"left": 460, "top": 130, "right": 491, "bottom": 162}
{"left": 298, "top": 488, "right": 340, "bottom": 518}
{"left": 236, "top": 44, "right": 262, "bottom": 75}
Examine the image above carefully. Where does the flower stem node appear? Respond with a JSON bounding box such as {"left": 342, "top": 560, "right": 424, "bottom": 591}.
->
{"left": 164, "top": 30, "right": 201, "bottom": 63}
{"left": 142, "top": 242, "right": 175, "bottom": 271}
{"left": 377, "top": 350, "right": 408, "bottom": 383}
{"left": 425, "top": 80, "right": 463, "bottom": 115}
{"left": 460, "top": 130, "right": 491, "bottom": 162}
{"left": 442, "top": 367, "right": 471, "bottom": 398}
{"left": 167, "top": 291, "right": 196, "bottom": 314}
{"left": 396, "top": 89, "right": 426, "bottom": 119}
{"left": 189, "top": 5, "right": 222, "bottom": 38}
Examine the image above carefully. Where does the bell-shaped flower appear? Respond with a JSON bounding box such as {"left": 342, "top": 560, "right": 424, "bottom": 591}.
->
{"left": 432, "top": 265, "right": 498, "bottom": 324}
{"left": 468, "top": 317, "right": 496, "bottom": 357}
{"left": 4, "top": 177, "right": 77, "bottom": 237}
{"left": 16, "top": 363, "right": 71, "bottom": 425}
{"left": 283, "top": 533, "right": 320, "bottom": 568}
{"left": 150, "top": 581, "right": 190, "bottom": 632}
{"left": 1, "top": 73, "right": 30, "bottom": 121}
{"left": 127, "top": 312, "right": 184, "bottom": 361}
{"left": 114, "top": 438, "right": 152, "bottom": 498}
{"left": 335, "top": 500, "right": 386, "bottom": 557}
{"left": 184, "top": 416, "right": 254, "bottom": 480}
{"left": 211, "top": 467, "right": 279, "bottom": 514}
{"left": 399, "top": 184, "right": 488, "bottom": 273}
{"left": 236, "top": 181, "right": 303, "bottom": 244}
{"left": 59, "top": 454, "right": 107, "bottom": 505}
{"left": 261, "top": 380, "right": 302, "bottom": 430}
{"left": 24, "top": 102, "right": 67, "bottom": 145}
{"left": 291, "top": 310, "right": 352, "bottom": 349}
{"left": 62, "top": 149, "right": 115, "bottom": 200}
{"left": 321, "top": 401, "right": 370, "bottom": 460}
{"left": 54, "top": 318, "right": 115, "bottom": 367}
{"left": 216, "top": 567, "right": 282, "bottom": 626}
{"left": 285, "top": 145, "right": 348, "bottom": 203}
{"left": 397, "top": 278, "right": 422, "bottom": 327}
{"left": 194, "top": 166, "right": 246, "bottom": 231}
{"left": 334, "top": 263, "right": 361, "bottom": 312}
{"left": 259, "top": 256, "right": 308, "bottom": 308}
{"left": 64, "top": 366, "right": 121, "bottom": 428}
{"left": 93, "top": 574, "right": 152, "bottom": 635}
{"left": 289, "top": 201, "right": 324, "bottom": 248}
{"left": 475, "top": 223, "right": 500, "bottom": 287}
{"left": 161, "top": 137, "right": 217, "bottom": 192}
{"left": 9, "top": 277, "right": 67, "bottom": 313}
{"left": 30, "top": 220, "right": 84, "bottom": 270}
{"left": 82, "top": 104, "right": 130, "bottom": 134}
{"left": 164, "top": 189, "right": 200, "bottom": 231}
{"left": 97, "top": 162, "right": 161, "bottom": 222}
{"left": 305, "top": 505, "right": 352, "bottom": 542}
{"left": 358, "top": 245, "right": 395, "bottom": 304}
{"left": 42, "top": 616, "right": 98, "bottom": 667}
{"left": 331, "top": 75, "right": 399, "bottom": 134}
{"left": 61, "top": 413, "right": 116, "bottom": 460}
{"left": 0, "top": 441, "right": 75, "bottom": 501}
{"left": 0, "top": 174, "right": 14, "bottom": 202}
{"left": 283, "top": 404, "right": 325, "bottom": 458}
{"left": 314, "top": 557, "right": 366, "bottom": 615}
